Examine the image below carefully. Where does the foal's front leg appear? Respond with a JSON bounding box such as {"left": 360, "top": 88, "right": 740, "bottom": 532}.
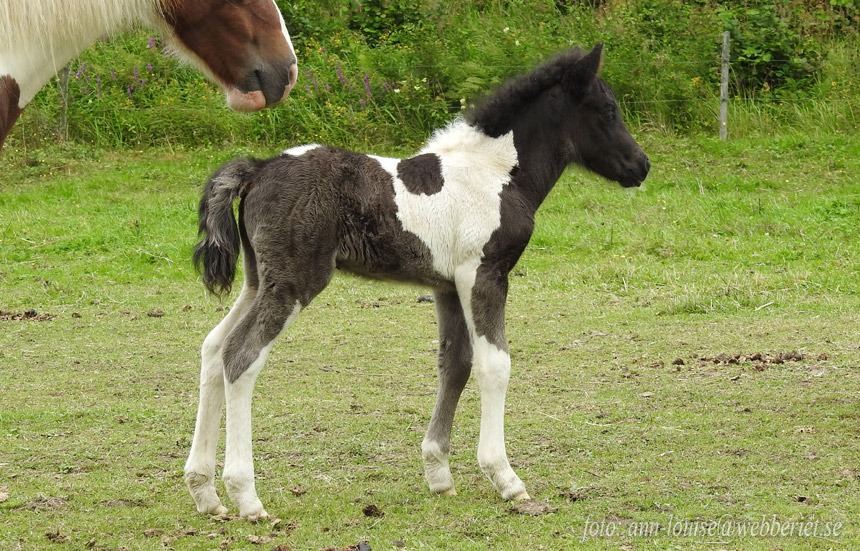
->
{"left": 422, "top": 289, "right": 472, "bottom": 495}
{"left": 455, "top": 263, "right": 529, "bottom": 501}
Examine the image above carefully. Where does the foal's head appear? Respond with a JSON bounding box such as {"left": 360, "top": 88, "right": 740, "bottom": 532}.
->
{"left": 159, "top": 0, "right": 298, "bottom": 112}
{"left": 467, "top": 44, "right": 649, "bottom": 188}
{"left": 561, "top": 44, "right": 650, "bottom": 187}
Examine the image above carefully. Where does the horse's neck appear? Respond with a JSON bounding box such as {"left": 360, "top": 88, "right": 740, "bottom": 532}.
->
{"left": 0, "top": 0, "right": 157, "bottom": 107}
{"left": 509, "top": 118, "right": 571, "bottom": 209}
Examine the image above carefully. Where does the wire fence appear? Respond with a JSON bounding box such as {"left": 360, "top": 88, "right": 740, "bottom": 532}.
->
{"left": 13, "top": 47, "right": 859, "bottom": 149}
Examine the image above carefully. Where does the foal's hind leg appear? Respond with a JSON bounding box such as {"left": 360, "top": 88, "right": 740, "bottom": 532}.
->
{"left": 221, "top": 291, "right": 303, "bottom": 519}
{"left": 422, "top": 289, "right": 472, "bottom": 496}
{"left": 185, "top": 285, "right": 257, "bottom": 515}
{"left": 454, "top": 262, "right": 529, "bottom": 501}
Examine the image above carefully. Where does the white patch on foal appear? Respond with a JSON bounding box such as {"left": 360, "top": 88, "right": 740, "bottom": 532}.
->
{"left": 283, "top": 143, "right": 321, "bottom": 157}
{"left": 370, "top": 120, "right": 519, "bottom": 278}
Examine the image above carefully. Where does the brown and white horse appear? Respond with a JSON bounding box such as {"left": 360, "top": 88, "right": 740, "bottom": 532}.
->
{"left": 0, "top": 0, "right": 299, "bottom": 150}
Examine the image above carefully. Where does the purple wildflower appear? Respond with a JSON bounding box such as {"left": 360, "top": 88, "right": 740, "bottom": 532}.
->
{"left": 126, "top": 86, "right": 134, "bottom": 99}
{"left": 148, "top": 36, "right": 156, "bottom": 49}
{"left": 110, "top": 71, "right": 116, "bottom": 80}
{"left": 364, "top": 74, "right": 372, "bottom": 96}
{"left": 133, "top": 66, "right": 139, "bottom": 82}
{"left": 147, "top": 63, "right": 153, "bottom": 73}
{"left": 96, "top": 76, "right": 101, "bottom": 97}
{"left": 336, "top": 63, "right": 345, "bottom": 85}
{"left": 360, "top": 99, "right": 365, "bottom": 106}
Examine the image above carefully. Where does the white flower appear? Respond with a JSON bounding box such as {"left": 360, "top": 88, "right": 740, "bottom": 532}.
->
{"left": 503, "top": 27, "right": 510, "bottom": 33}
{"left": 393, "top": 88, "right": 401, "bottom": 93}
{"left": 515, "top": 40, "right": 520, "bottom": 46}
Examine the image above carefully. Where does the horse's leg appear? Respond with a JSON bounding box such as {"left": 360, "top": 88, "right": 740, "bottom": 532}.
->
{"left": 0, "top": 76, "right": 23, "bottom": 152}
{"left": 220, "top": 289, "right": 302, "bottom": 519}
{"left": 221, "top": 252, "right": 335, "bottom": 519}
{"left": 422, "top": 289, "right": 472, "bottom": 496}
{"left": 454, "top": 262, "right": 529, "bottom": 501}
{"left": 185, "top": 284, "right": 257, "bottom": 515}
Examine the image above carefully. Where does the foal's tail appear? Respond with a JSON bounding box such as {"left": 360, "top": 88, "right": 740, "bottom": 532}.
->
{"left": 194, "top": 158, "right": 263, "bottom": 297}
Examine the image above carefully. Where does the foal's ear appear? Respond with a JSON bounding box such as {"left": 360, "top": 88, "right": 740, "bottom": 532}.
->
{"left": 563, "top": 43, "right": 604, "bottom": 101}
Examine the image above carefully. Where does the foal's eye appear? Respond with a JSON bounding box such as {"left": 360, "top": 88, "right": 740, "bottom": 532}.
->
{"left": 603, "top": 106, "right": 617, "bottom": 121}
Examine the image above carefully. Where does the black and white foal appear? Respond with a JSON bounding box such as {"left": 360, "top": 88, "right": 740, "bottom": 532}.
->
{"left": 185, "top": 44, "right": 650, "bottom": 518}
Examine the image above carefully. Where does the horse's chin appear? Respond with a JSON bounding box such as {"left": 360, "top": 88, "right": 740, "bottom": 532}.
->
{"left": 225, "top": 88, "right": 268, "bottom": 113}
{"left": 225, "top": 81, "right": 295, "bottom": 112}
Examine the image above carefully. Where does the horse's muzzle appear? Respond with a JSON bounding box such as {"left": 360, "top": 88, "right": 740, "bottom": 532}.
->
{"left": 620, "top": 155, "right": 651, "bottom": 188}
{"left": 227, "top": 60, "right": 298, "bottom": 112}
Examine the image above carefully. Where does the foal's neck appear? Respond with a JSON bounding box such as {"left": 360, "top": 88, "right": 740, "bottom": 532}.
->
{"left": 507, "top": 112, "right": 572, "bottom": 211}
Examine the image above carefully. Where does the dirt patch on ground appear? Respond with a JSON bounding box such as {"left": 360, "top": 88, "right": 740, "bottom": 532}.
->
{"left": 18, "top": 496, "right": 66, "bottom": 510}
{"left": 696, "top": 351, "right": 828, "bottom": 368}
{"left": 0, "top": 309, "right": 54, "bottom": 321}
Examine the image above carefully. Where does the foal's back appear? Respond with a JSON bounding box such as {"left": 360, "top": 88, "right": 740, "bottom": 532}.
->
{"left": 241, "top": 123, "right": 522, "bottom": 290}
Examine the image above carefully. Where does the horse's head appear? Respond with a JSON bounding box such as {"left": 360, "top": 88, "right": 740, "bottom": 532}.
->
{"left": 563, "top": 44, "right": 650, "bottom": 188}
{"left": 159, "top": 0, "right": 298, "bottom": 112}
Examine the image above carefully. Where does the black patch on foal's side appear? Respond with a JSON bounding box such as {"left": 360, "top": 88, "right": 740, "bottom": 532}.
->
{"left": 334, "top": 153, "right": 449, "bottom": 289}
{"left": 397, "top": 154, "right": 444, "bottom": 195}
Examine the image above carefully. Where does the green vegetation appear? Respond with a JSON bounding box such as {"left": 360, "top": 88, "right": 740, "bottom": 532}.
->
{"left": 8, "top": 0, "right": 859, "bottom": 150}
{"left": 1, "top": 133, "right": 858, "bottom": 549}
{"left": 2, "top": 1, "right": 859, "bottom": 549}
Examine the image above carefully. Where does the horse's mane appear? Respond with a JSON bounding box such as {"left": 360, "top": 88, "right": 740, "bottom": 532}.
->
{"left": 464, "top": 48, "right": 585, "bottom": 138}
{"left": 0, "top": 0, "right": 176, "bottom": 53}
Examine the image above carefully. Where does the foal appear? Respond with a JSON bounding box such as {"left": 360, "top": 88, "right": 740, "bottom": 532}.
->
{"left": 185, "top": 44, "right": 650, "bottom": 519}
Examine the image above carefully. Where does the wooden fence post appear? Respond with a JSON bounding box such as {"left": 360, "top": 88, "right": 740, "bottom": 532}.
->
{"left": 58, "top": 64, "right": 70, "bottom": 139}
{"left": 720, "top": 31, "right": 730, "bottom": 140}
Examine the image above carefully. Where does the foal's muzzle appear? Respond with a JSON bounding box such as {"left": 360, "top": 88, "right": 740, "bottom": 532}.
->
{"left": 620, "top": 154, "right": 651, "bottom": 188}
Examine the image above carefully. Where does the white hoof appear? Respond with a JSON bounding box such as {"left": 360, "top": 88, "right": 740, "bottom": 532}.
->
{"left": 245, "top": 509, "right": 269, "bottom": 522}
{"left": 209, "top": 504, "right": 229, "bottom": 516}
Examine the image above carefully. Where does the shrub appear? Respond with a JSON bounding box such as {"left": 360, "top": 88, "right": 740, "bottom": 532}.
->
{"left": 9, "top": 0, "right": 859, "bottom": 150}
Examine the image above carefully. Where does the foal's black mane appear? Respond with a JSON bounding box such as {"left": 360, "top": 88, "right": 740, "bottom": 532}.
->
{"left": 464, "top": 48, "right": 585, "bottom": 138}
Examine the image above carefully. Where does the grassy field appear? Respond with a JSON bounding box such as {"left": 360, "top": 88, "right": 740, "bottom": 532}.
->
{"left": 1, "top": 131, "right": 859, "bottom": 550}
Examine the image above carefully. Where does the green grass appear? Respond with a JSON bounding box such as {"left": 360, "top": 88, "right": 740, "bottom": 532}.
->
{"left": 1, "top": 132, "right": 859, "bottom": 550}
